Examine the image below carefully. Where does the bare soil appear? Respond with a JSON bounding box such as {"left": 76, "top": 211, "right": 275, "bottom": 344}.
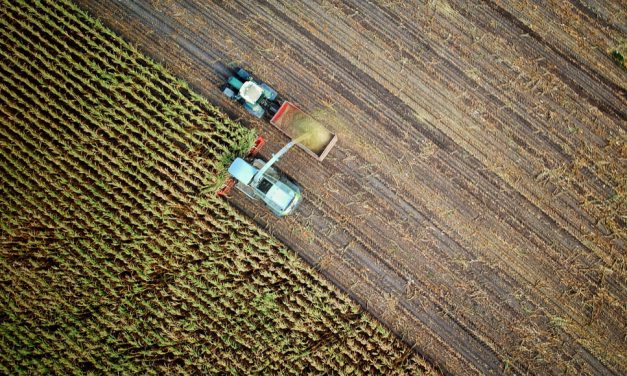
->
{"left": 75, "top": 0, "right": 626, "bottom": 374}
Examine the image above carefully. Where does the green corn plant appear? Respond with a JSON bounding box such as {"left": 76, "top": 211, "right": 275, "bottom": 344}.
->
{"left": 1, "top": 2, "right": 433, "bottom": 374}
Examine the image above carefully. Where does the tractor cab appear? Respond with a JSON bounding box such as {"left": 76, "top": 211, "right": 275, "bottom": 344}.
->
{"left": 222, "top": 68, "right": 281, "bottom": 118}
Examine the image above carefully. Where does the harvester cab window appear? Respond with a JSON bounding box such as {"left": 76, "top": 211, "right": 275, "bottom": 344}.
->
{"left": 257, "top": 178, "right": 273, "bottom": 194}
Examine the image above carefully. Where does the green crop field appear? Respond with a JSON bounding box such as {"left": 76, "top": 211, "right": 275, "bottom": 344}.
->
{"left": 0, "top": 0, "right": 435, "bottom": 374}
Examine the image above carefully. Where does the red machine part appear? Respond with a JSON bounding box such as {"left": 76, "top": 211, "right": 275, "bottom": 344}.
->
{"left": 216, "top": 178, "right": 235, "bottom": 197}
{"left": 249, "top": 135, "right": 265, "bottom": 157}
{"left": 269, "top": 101, "right": 337, "bottom": 161}
{"left": 270, "top": 101, "right": 290, "bottom": 125}
{"left": 216, "top": 135, "right": 265, "bottom": 197}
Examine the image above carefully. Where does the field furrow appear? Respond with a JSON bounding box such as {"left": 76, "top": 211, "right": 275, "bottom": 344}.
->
{"left": 72, "top": 0, "right": 625, "bottom": 374}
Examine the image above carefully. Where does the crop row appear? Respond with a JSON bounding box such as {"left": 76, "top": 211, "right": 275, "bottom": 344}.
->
{"left": 0, "top": 0, "right": 434, "bottom": 374}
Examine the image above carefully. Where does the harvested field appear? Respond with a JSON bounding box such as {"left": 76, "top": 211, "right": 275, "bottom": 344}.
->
{"left": 0, "top": 0, "right": 436, "bottom": 374}
{"left": 73, "top": 0, "right": 627, "bottom": 374}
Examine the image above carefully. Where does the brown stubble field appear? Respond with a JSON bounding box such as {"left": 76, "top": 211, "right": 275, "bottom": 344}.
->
{"left": 75, "top": 0, "right": 626, "bottom": 374}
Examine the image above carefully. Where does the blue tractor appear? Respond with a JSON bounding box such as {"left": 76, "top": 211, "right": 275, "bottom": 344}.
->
{"left": 221, "top": 67, "right": 282, "bottom": 118}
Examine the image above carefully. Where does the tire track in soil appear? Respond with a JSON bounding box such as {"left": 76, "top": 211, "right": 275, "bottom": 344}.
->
{"left": 75, "top": 0, "right": 626, "bottom": 375}
{"left": 240, "top": 4, "right": 624, "bottom": 374}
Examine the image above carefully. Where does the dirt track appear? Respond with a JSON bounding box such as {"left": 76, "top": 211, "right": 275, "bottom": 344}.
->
{"left": 75, "top": 1, "right": 626, "bottom": 374}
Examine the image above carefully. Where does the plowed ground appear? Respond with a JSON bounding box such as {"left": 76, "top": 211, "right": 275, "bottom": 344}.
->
{"left": 75, "top": 0, "right": 626, "bottom": 375}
